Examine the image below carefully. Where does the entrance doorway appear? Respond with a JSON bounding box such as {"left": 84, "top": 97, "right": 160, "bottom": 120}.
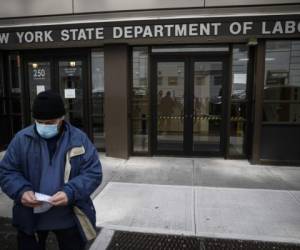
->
{"left": 152, "top": 55, "right": 229, "bottom": 156}
{"left": 23, "top": 51, "right": 91, "bottom": 137}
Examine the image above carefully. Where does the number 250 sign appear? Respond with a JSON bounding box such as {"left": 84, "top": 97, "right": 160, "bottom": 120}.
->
{"left": 33, "top": 68, "right": 46, "bottom": 79}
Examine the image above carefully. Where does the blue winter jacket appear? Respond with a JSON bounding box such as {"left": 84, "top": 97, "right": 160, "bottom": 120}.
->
{"left": 0, "top": 122, "right": 102, "bottom": 241}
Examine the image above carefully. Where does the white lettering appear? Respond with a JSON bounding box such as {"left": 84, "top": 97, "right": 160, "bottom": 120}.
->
{"left": 78, "top": 29, "right": 87, "bottom": 40}
{"left": 174, "top": 24, "right": 187, "bottom": 37}
{"left": 230, "top": 22, "right": 242, "bottom": 35}
{"left": 35, "top": 31, "right": 44, "bottom": 43}
{"left": 69, "top": 29, "right": 78, "bottom": 40}
{"left": 44, "top": 30, "right": 53, "bottom": 42}
{"left": 262, "top": 22, "right": 271, "bottom": 34}
{"left": 95, "top": 28, "right": 104, "bottom": 39}
{"left": 272, "top": 21, "right": 283, "bottom": 34}
{"left": 134, "top": 26, "right": 144, "bottom": 37}
{"left": 24, "top": 32, "right": 34, "bottom": 43}
{"left": 124, "top": 26, "right": 133, "bottom": 39}
{"left": 0, "top": 33, "right": 9, "bottom": 44}
{"left": 113, "top": 27, "right": 123, "bottom": 39}
{"left": 243, "top": 22, "right": 253, "bottom": 34}
{"left": 189, "top": 23, "right": 198, "bottom": 36}
{"left": 61, "top": 29, "right": 70, "bottom": 41}
{"left": 154, "top": 25, "right": 164, "bottom": 37}
{"left": 199, "top": 23, "right": 210, "bottom": 36}
{"left": 165, "top": 24, "right": 174, "bottom": 37}
{"left": 16, "top": 32, "right": 24, "bottom": 43}
{"left": 211, "top": 23, "right": 221, "bottom": 35}
{"left": 285, "top": 21, "right": 296, "bottom": 34}
{"left": 85, "top": 28, "right": 94, "bottom": 40}
{"left": 142, "top": 26, "right": 153, "bottom": 38}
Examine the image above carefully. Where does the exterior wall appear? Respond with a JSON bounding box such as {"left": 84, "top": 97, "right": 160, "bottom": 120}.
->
{"left": 0, "top": 0, "right": 299, "bottom": 18}
{"left": 0, "top": 0, "right": 72, "bottom": 18}
{"left": 206, "top": 0, "right": 300, "bottom": 7}
{"left": 74, "top": 0, "right": 204, "bottom": 13}
{"left": 104, "top": 44, "right": 130, "bottom": 159}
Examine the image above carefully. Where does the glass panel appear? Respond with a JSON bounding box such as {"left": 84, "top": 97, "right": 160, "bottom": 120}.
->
{"left": 59, "top": 60, "right": 84, "bottom": 130}
{"left": 263, "top": 103, "right": 300, "bottom": 122}
{"left": 132, "top": 47, "right": 149, "bottom": 153}
{"left": 28, "top": 62, "right": 51, "bottom": 109}
{"left": 9, "top": 54, "right": 24, "bottom": 129}
{"left": 157, "top": 62, "right": 184, "bottom": 151}
{"left": 229, "top": 45, "right": 248, "bottom": 155}
{"left": 193, "top": 61, "right": 223, "bottom": 152}
{"left": 91, "top": 50, "right": 105, "bottom": 149}
{"left": 12, "top": 115, "right": 22, "bottom": 135}
{"left": 264, "top": 40, "right": 300, "bottom": 124}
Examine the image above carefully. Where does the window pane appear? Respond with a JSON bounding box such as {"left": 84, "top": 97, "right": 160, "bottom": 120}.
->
{"left": 264, "top": 40, "right": 300, "bottom": 124}
{"left": 132, "top": 47, "right": 149, "bottom": 153}
{"left": 263, "top": 103, "right": 300, "bottom": 123}
{"left": 91, "top": 50, "right": 105, "bottom": 149}
{"left": 265, "top": 41, "right": 300, "bottom": 97}
{"left": 9, "top": 54, "right": 24, "bottom": 129}
{"left": 229, "top": 45, "right": 248, "bottom": 155}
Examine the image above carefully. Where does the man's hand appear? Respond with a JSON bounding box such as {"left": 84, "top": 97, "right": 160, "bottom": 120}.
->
{"left": 21, "top": 191, "right": 42, "bottom": 208}
{"left": 50, "top": 191, "right": 68, "bottom": 206}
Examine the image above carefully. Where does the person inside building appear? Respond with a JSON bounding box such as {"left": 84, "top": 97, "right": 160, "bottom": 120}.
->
{"left": 0, "top": 90, "right": 102, "bottom": 250}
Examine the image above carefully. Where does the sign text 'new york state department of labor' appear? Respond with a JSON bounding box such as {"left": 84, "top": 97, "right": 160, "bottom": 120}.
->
{"left": 0, "top": 19, "right": 300, "bottom": 45}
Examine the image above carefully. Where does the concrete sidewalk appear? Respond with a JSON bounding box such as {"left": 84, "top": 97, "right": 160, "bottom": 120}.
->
{"left": 90, "top": 155, "right": 300, "bottom": 249}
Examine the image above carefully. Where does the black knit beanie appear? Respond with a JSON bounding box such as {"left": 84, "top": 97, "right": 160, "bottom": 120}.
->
{"left": 32, "top": 90, "right": 66, "bottom": 120}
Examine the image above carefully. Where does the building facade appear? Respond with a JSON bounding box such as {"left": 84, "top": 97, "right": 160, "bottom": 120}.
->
{"left": 0, "top": 0, "right": 300, "bottom": 165}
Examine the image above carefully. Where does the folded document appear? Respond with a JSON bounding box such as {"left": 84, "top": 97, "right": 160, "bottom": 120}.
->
{"left": 34, "top": 192, "right": 53, "bottom": 214}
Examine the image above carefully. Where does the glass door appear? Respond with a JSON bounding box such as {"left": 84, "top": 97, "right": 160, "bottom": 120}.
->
{"left": 25, "top": 54, "right": 90, "bottom": 136}
{"left": 153, "top": 56, "right": 228, "bottom": 156}
{"left": 192, "top": 61, "right": 225, "bottom": 153}
{"left": 155, "top": 61, "right": 185, "bottom": 152}
{"left": 58, "top": 60, "right": 85, "bottom": 131}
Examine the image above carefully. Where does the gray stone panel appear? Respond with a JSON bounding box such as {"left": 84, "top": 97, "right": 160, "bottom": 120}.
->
{"left": 0, "top": 0, "right": 72, "bottom": 18}
{"left": 206, "top": 0, "right": 300, "bottom": 7}
{"left": 74, "top": 0, "right": 204, "bottom": 13}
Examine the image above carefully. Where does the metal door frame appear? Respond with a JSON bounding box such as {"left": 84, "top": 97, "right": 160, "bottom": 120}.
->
{"left": 22, "top": 49, "right": 92, "bottom": 139}
{"left": 150, "top": 52, "right": 230, "bottom": 157}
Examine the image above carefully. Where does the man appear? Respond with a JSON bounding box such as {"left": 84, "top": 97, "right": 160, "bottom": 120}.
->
{"left": 0, "top": 90, "right": 102, "bottom": 250}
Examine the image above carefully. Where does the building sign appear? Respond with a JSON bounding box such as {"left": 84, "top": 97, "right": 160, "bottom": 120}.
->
{"left": 0, "top": 15, "right": 299, "bottom": 47}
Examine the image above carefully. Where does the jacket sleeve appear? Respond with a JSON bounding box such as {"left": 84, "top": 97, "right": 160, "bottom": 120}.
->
{"left": 62, "top": 136, "right": 102, "bottom": 204}
{"left": 0, "top": 136, "right": 33, "bottom": 202}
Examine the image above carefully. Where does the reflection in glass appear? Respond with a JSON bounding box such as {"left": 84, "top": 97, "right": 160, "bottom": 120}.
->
{"left": 157, "top": 62, "right": 184, "bottom": 151}
{"left": 59, "top": 60, "right": 84, "bottom": 130}
{"left": 91, "top": 50, "right": 105, "bottom": 149}
{"left": 132, "top": 47, "right": 149, "bottom": 152}
{"left": 264, "top": 103, "right": 300, "bottom": 122}
{"left": 264, "top": 41, "right": 300, "bottom": 123}
{"left": 229, "top": 45, "right": 248, "bottom": 155}
{"left": 193, "top": 61, "right": 223, "bottom": 152}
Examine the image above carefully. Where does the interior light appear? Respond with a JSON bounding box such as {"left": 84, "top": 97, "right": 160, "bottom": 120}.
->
{"left": 69, "top": 61, "right": 76, "bottom": 67}
{"left": 32, "top": 63, "right": 38, "bottom": 69}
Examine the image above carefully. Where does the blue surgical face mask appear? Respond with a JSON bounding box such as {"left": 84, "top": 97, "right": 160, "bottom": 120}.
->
{"left": 35, "top": 121, "right": 60, "bottom": 139}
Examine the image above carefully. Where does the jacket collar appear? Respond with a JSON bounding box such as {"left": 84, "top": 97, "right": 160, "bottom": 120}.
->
{"left": 23, "top": 121, "right": 82, "bottom": 148}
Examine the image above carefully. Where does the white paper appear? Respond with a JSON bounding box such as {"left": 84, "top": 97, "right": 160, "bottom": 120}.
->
{"left": 233, "top": 73, "right": 247, "bottom": 84}
{"left": 35, "top": 192, "right": 51, "bottom": 202}
{"left": 64, "top": 89, "right": 76, "bottom": 99}
{"left": 34, "top": 192, "right": 53, "bottom": 214}
{"left": 36, "top": 85, "right": 45, "bottom": 95}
